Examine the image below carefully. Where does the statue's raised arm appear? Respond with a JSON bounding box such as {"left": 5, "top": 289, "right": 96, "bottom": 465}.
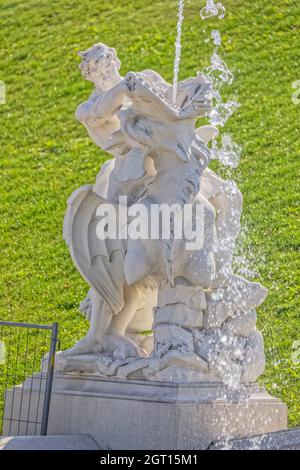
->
{"left": 75, "top": 43, "right": 129, "bottom": 153}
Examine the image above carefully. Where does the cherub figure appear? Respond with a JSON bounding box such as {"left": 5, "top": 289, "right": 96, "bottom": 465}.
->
{"left": 75, "top": 43, "right": 213, "bottom": 188}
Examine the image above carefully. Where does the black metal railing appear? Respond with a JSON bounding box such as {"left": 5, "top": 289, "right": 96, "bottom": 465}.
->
{"left": 0, "top": 321, "right": 58, "bottom": 437}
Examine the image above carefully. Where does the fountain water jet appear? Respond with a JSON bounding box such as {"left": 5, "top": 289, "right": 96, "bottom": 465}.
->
{"left": 172, "top": 0, "right": 185, "bottom": 104}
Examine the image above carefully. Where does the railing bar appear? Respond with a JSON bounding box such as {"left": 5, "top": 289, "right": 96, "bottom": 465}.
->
{"left": 8, "top": 327, "right": 21, "bottom": 436}
{"left": 3, "top": 419, "right": 43, "bottom": 424}
{"left": 0, "top": 321, "right": 53, "bottom": 330}
{"left": 25, "top": 330, "right": 39, "bottom": 436}
{"left": 41, "top": 323, "right": 58, "bottom": 436}
{"left": 2, "top": 327, "right": 13, "bottom": 436}
{"left": 4, "top": 375, "right": 47, "bottom": 381}
{"left": 34, "top": 329, "right": 47, "bottom": 435}
{"left": 17, "top": 327, "right": 30, "bottom": 436}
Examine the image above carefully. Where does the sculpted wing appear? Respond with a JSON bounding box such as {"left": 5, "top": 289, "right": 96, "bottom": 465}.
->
{"left": 63, "top": 185, "right": 126, "bottom": 315}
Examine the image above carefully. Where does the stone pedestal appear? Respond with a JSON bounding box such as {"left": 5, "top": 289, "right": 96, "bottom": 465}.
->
{"left": 0, "top": 435, "right": 100, "bottom": 451}
{"left": 4, "top": 373, "right": 287, "bottom": 450}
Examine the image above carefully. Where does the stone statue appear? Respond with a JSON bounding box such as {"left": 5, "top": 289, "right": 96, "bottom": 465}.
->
{"left": 58, "top": 43, "right": 268, "bottom": 385}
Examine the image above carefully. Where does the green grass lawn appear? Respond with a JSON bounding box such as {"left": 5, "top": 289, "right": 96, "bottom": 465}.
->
{"left": 0, "top": 0, "right": 299, "bottom": 426}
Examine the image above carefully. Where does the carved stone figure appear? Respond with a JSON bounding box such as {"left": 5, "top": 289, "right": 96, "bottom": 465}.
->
{"left": 57, "top": 43, "right": 267, "bottom": 385}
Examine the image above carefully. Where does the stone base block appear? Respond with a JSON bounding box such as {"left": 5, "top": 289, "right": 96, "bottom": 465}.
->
{"left": 3, "top": 373, "right": 288, "bottom": 450}
{"left": 0, "top": 434, "right": 100, "bottom": 450}
{"left": 210, "top": 427, "right": 300, "bottom": 450}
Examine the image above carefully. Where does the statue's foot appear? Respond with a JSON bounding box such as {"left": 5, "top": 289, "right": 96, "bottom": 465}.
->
{"left": 102, "top": 334, "right": 142, "bottom": 360}
{"left": 125, "top": 332, "right": 154, "bottom": 356}
{"left": 59, "top": 336, "right": 104, "bottom": 357}
{"left": 59, "top": 334, "right": 142, "bottom": 360}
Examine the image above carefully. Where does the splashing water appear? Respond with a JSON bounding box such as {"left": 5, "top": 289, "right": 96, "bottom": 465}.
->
{"left": 205, "top": 51, "right": 234, "bottom": 89}
{"left": 199, "top": 4, "right": 242, "bottom": 183}
{"left": 197, "top": 2, "right": 274, "bottom": 408}
{"left": 204, "top": 49, "right": 239, "bottom": 128}
{"left": 234, "top": 222, "right": 262, "bottom": 280}
{"left": 172, "top": 0, "right": 185, "bottom": 104}
{"left": 200, "top": 0, "right": 226, "bottom": 20}
{"left": 211, "top": 134, "right": 242, "bottom": 168}
{"left": 211, "top": 29, "right": 222, "bottom": 46}
{"left": 210, "top": 100, "right": 240, "bottom": 127}
{"left": 202, "top": 24, "right": 242, "bottom": 171}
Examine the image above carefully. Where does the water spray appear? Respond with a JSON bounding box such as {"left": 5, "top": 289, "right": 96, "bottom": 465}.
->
{"left": 172, "top": 0, "right": 185, "bottom": 104}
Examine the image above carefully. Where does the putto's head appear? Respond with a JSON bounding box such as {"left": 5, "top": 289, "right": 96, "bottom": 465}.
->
{"left": 78, "top": 43, "right": 121, "bottom": 85}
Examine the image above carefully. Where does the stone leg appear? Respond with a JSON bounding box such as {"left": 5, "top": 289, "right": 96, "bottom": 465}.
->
{"left": 60, "top": 289, "right": 113, "bottom": 356}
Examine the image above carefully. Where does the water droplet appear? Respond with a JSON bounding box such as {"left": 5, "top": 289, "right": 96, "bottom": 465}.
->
{"left": 209, "top": 100, "right": 240, "bottom": 127}
{"left": 172, "top": 0, "right": 185, "bottom": 104}
{"left": 200, "top": 0, "right": 226, "bottom": 20}
{"left": 211, "top": 30, "right": 222, "bottom": 46}
{"left": 205, "top": 52, "right": 234, "bottom": 88}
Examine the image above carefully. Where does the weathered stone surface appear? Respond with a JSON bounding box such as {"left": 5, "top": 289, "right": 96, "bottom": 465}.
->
{"left": 193, "top": 329, "right": 266, "bottom": 385}
{"left": 154, "top": 324, "right": 194, "bottom": 353}
{"left": 144, "top": 350, "right": 209, "bottom": 381}
{"left": 241, "top": 331, "right": 266, "bottom": 382}
{"left": 157, "top": 285, "right": 206, "bottom": 310}
{"left": 154, "top": 304, "right": 203, "bottom": 329}
{"left": 203, "top": 301, "right": 230, "bottom": 329}
{"left": 143, "top": 365, "right": 214, "bottom": 383}
{"left": 222, "top": 309, "right": 257, "bottom": 337}
{"left": 0, "top": 435, "right": 100, "bottom": 451}
{"left": 210, "top": 428, "right": 300, "bottom": 450}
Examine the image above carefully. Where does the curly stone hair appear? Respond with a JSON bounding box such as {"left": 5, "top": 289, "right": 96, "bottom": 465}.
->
{"left": 78, "top": 43, "right": 121, "bottom": 80}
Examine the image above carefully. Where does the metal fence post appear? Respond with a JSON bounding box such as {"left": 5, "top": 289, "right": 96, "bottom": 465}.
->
{"left": 41, "top": 322, "right": 58, "bottom": 436}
